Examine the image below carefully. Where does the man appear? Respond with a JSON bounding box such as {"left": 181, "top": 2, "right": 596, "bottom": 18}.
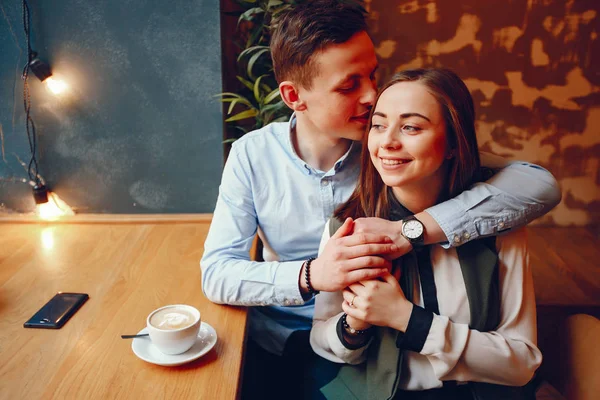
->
{"left": 201, "top": 1, "right": 560, "bottom": 398}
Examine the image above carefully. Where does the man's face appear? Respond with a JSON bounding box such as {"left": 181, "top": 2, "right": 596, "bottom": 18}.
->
{"left": 296, "top": 31, "right": 378, "bottom": 141}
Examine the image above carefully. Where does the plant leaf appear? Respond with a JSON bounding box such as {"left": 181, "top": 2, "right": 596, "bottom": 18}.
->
{"left": 246, "top": 25, "right": 264, "bottom": 48}
{"left": 263, "top": 88, "right": 281, "bottom": 104}
{"left": 260, "top": 83, "right": 272, "bottom": 94}
{"left": 273, "top": 115, "right": 290, "bottom": 122}
{"left": 237, "top": 45, "right": 270, "bottom": 62}
{"left": 236, "top": 76, "right": 255, "bottom": 91}
{"left": 246, "top": 48, "right": 270, "bottom": 79}
{"left": 253, "top": 75, "right": 268, "bottom": 102}
{"left": 260, "top": 100, "right": 286, "bottom": 114}
{"left": 271, "top": 115, "right": 290, "bottom": 123}
{"left": 267, "top": 0, "right": 284, "bottom": 9}
{"left": 216, "top": 93, "right": 253, "bottom": 108}
{"left": 234, "top": 125, "right": 248, "bottom": 134}
{"left": 225, "top": 108, "right": 259, "bottom": 122}
{"left": 217, "top": 91, "right": 246, "bottom": 98}
{"left": 227, "top": 98, "right": 241, "bottom": 114}
{"left": 238, "top": 7, "right": 264, "bottom": 25}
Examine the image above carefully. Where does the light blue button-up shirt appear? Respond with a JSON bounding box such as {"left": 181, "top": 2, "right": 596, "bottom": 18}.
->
{"left": 201, "top": 115, "right": 560, "bottom": 355}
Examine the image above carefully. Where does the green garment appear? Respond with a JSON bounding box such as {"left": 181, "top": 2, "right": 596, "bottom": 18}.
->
{"left": 322, "top": 219, "right": 500, "bottom": 400}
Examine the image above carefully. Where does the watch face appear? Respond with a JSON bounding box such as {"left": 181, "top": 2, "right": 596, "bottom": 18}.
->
{"left": 403, "top": 220, "right": 424, "bottom": 239}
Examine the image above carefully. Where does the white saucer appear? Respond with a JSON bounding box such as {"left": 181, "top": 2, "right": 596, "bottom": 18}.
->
{"left": 131, "top": 322, "right": 217, "bottom": 367}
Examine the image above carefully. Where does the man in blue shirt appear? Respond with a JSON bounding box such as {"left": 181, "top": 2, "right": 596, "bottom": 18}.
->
{"left": 201, "top": 1, "right": 561, "bottom": 398}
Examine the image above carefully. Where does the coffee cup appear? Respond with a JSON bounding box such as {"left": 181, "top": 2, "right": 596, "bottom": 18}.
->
{"left": 146, "top": 304, "right": 201, "bottom": 355}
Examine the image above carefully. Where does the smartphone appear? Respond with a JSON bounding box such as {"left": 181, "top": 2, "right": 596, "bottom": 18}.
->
{"left": 24, "top": 292, "right": 89, "bottom": 329}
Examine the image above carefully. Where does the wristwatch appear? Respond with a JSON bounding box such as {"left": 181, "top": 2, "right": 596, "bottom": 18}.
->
{"left": 401, "top": 215, "right": 425, "bottom": 247}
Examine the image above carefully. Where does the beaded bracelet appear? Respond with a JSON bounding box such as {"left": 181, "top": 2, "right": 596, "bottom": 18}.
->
{"left": 304, "top": 257, "right": 319, "bottom": 296}
{"left": 341, "top": 313, "right": 371, "bottom": 335}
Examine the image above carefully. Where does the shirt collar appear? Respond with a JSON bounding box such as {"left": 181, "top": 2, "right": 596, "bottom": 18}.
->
{"left": 286, "top": 113, "right": 360, "bottom": 176}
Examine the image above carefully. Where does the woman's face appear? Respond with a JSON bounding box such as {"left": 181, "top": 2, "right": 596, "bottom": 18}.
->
{"left": 368, "top": 81, "right": 449, "bottom": 193}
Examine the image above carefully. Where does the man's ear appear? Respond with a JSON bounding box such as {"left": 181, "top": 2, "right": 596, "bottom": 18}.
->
{"left": 279, "top": 81, "right": 307, "bottom": 112}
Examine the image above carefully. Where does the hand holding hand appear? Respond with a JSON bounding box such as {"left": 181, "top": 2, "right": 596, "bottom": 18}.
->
{"left": 353, "top": 217, "right": 412, "bottom": 260}
{"left": 342, "top": 272, "right": 413, "bottom": 332}
{"left": 308, "top": 218, "right": 396, "bottom": 293}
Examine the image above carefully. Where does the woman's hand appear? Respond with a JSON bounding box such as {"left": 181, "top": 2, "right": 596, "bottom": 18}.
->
{"left": 342, "top": 271, "right": 413, "bottom": 332}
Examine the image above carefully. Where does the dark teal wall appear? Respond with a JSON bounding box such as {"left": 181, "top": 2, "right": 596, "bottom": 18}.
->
{"left": 0, "top": 0, "right": 223, "bottom": 213}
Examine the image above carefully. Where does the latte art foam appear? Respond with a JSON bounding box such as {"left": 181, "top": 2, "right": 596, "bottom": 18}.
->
{"left": 150, "top": 308, "right": 196, "bottom": 330}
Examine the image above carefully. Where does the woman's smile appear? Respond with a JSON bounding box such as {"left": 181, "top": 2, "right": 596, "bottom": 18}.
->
{"left": 379, "top": 157, "right": 412, "bottom": 170}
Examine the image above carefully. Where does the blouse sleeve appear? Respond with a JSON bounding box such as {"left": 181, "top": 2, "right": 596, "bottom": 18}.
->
{"left": 417, "top": 228, "right": 543, "bottom": 386}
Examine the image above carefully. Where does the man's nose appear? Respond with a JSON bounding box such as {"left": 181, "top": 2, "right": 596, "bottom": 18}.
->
{"left": 360, "top": 79, "right": 377, "bottom": 106}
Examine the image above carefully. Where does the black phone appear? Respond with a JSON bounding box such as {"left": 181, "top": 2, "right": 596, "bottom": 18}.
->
{"left": 24, "top": 292, "right": 89, "bottom": 329}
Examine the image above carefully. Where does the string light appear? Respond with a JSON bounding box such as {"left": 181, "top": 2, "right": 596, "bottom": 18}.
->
{"left": 28, "top": 56, "right": 69, "bottom": 95}
{"left": 36, "top": 190, "right": 74, "bottom": 221}
{"left": 30, "top": 183, "right": 73, "bottom": 220}
{"left": 45, "top": 77, "right": 68, "bottom": 95}
{"left": 21, "top": 0, "right": 73, "bottom": 219}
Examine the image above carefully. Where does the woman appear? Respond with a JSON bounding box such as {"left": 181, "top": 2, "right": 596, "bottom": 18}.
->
{"left": 310, "top": 69, "right": 542, "bottom": 400}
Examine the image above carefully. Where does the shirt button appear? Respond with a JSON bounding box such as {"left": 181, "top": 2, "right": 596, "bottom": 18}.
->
{"left": 463, "top": 232, "right": 470, "bottom": 240}
{"left": 294, "top": 299, "right": 302, "bottom": 305}
{"left": 498, "top": 221, "right": 505, "bottom": 228}
{"left": 321, "top": 180, "right": 329, "bottom": 186}
{"left": 283, "top": 299, "right": 291, "bottom": 306}
{"left": 454, "top": 235, "right": 461, "bottom": 243}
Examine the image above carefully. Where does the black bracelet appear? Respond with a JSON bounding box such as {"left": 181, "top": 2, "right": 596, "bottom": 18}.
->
{"left": 341, "top": 313, "right": 371, "bottom": 335}
{"left": 304, "top": 257, "right": 319, "bottom": 296}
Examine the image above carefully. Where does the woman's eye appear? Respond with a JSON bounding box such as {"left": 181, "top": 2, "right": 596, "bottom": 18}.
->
{"left": 402, "top": 125, "right": 420, "bottom": 133}
{"left": 371, "top": 124, "right": 385, "bottom": 131}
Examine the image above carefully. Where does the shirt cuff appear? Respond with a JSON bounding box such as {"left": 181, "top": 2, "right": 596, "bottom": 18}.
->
{"left": 273, "top": 260, "right": 307, "bottom": 306}
{"left": 426, "top": 200, "right": 481, "bottom": 249}
{"left": 396, "top": 305, "right": 433, "bottom": 352}
{"left": 336, "top": 315, "right": 372, "bottom": 350}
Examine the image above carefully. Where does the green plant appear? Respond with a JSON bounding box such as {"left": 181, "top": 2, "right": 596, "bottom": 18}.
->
{"left": 218, "top": 0, "right": 296, "bottom": 143}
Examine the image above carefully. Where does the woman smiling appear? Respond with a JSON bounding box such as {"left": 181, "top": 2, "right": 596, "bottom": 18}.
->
{"left": 311, "top": 69, "right": 542, "bottom": 400}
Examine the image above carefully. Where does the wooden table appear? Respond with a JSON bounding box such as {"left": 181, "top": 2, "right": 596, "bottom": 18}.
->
{"left": 0, "top": 221, "right": 247, "bottom": 400}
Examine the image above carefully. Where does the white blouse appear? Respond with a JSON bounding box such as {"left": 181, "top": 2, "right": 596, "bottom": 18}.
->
{"left": 310, "top": 222, "right": 542, "bottom": 390}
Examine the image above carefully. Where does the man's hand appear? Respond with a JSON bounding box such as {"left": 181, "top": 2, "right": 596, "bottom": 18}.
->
{"left": 305, "top": 218, "right": 397, "bottom": 293}
{"left": 353, "top": 217, "right": 411, "bottom": 260}
{"left": 342, "top": 272, "right": 413, "bottom": 332}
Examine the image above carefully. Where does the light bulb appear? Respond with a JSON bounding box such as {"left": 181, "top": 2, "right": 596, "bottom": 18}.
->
{"left": 35, "top": 191, "right": 75, "bottom": 221}
{"left": 28, "top": 57, "right": 69, "bottom": 96}
{"left": 44, "top": 76, "right": 68, "bottom": 95}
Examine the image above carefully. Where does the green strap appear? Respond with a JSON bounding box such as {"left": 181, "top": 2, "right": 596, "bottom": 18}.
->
{"left": 322, "top": 238, "right": 500, "bottom": 399}
{"left": 329, "top": 217, "right": 344, "bottom": 237}
{"left": 457, "top": 236, "right": 499, "bottom": 332}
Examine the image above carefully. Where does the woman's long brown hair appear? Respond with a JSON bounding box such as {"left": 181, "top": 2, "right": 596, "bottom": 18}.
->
{"left": 334, "top": 68, "right": 482, "bottom": 221}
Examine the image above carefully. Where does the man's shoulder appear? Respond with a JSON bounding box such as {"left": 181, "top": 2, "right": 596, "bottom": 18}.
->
{"left": 231, "top": 121, "right": 290, "bottom": 152}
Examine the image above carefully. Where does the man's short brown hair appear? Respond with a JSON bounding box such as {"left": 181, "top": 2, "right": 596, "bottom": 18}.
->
{"left": 270, "top": 0, "right": 368, "bottom": 89}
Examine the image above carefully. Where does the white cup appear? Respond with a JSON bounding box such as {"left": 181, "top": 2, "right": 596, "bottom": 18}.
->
{"left": 146, "top": 304, "right": 201, "bottom": 355}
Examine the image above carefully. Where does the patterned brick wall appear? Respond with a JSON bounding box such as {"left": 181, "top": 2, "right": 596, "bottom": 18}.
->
{"left": 366, "top": 0, "right": 599, "bottom": 226}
